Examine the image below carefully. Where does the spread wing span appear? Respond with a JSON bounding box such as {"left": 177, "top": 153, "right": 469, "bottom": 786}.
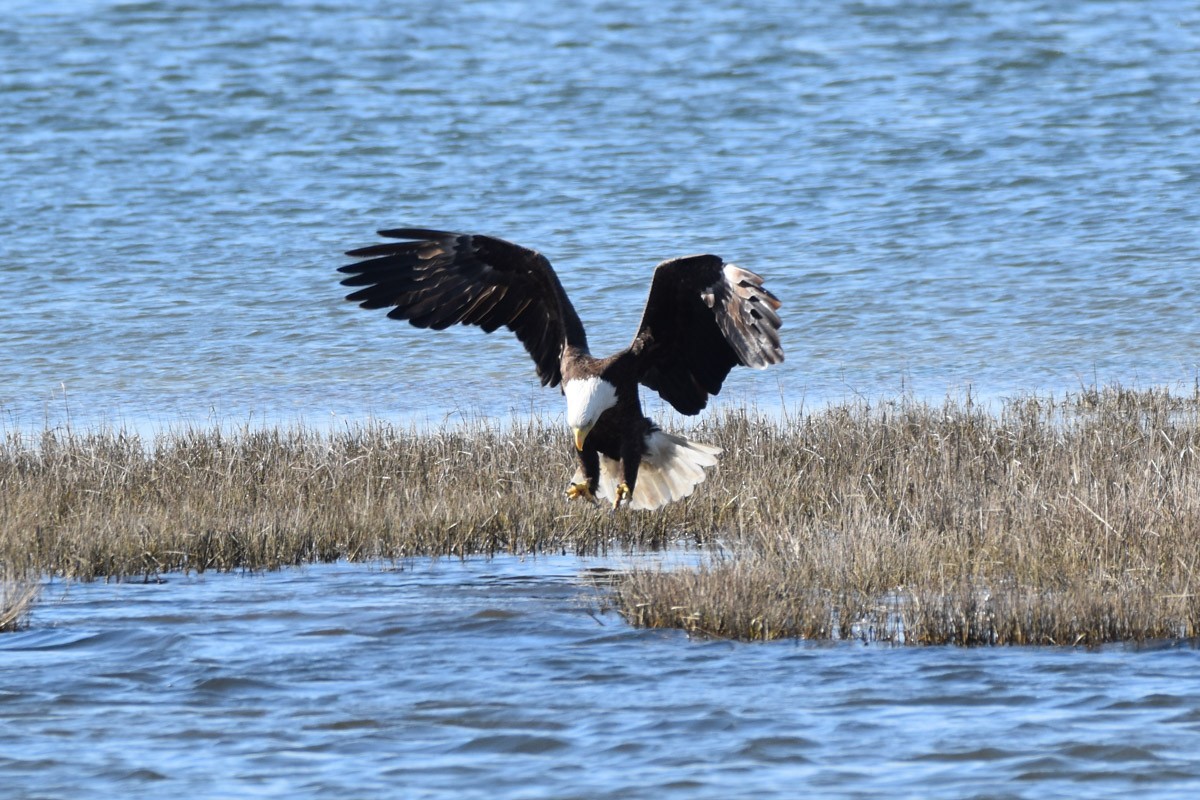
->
{"left": 339, "top": 228, "right": 588, "bottom": 387}
{"left": 632, "top": 254, "right": 783, "bottom": 415}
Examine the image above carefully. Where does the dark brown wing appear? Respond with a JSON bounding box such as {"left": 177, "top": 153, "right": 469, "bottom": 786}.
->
{"left": 339, "top": 229, "right": 588, "bottom": 387}
{"left": 631, "top": 254, "right": 783, "bottom": 415}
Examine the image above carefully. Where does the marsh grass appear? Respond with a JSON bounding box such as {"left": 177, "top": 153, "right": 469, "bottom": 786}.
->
{"left": 1, "top": 570, "right": 39, "bottom": 632}
{"left": 3, "top": 385, "right": 1199, "bottom": 644}
{"left": 618, "top": 385, "right": 1200, "bottom": 645}
{"left": 0, "top": 416, "right": 707, "bottom": 582}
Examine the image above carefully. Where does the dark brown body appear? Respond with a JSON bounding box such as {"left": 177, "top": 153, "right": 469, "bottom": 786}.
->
{"left": 561, "top": 348, "right": 655, "bottom": 495}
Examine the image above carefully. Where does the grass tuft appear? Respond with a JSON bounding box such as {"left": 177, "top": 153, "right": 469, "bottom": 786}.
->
{"left": 1, "top": 569, "right": 39, "bottom": 632}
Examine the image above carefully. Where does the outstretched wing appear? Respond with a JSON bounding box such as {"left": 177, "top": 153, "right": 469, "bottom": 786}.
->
{"left": 339, "top": 228, "right": 588, "bottom": 387}
{"left": 631, "top": 254, "right": 783, "bottom": 415}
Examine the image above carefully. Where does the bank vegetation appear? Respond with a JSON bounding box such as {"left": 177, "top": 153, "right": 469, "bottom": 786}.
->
{"left": 2, "top": 385, "right": 1198, "bottom": 644}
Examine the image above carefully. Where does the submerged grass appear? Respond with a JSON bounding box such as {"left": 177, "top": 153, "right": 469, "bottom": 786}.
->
{"left": 2, "top": 385, "right": 1199, "bottom": 644}
{"left": 1, "top": 570, "right": 39, "bottom": 632}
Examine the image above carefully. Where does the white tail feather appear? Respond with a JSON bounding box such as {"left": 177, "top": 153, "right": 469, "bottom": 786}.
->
{"left": 589, "top": 430, "right": 722, "bottom": 511}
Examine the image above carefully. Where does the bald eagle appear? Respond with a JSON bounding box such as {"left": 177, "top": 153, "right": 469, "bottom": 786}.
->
{"left": 339, "top": 228, "right": 783, "bottom": 510}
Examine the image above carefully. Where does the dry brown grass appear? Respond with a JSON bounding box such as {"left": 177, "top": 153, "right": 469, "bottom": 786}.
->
{"left": 616, "top": 385, "right": 1200, "bottom": 645}
{"left": 1, "top": 570, "right": 39, "bottom": 632}
{"left": 3, "top": 385, "right": 1199, "bottom": 644}
{"left": 0, "top": 416, "right": 713, "bottom": 582}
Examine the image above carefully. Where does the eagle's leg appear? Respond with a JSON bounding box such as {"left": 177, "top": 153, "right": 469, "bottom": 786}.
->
{"left": 613, "top": 438, "right": 642, "bottom": 509}
{"left": 567, "top": 444, "right": 600, "bottom": 504}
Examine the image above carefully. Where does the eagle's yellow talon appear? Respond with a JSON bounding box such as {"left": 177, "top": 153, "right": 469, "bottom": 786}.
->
{"left": 613, "top": 482, "right": 632, "bottom": 509}
{"left": 566, "top": 482, "right": 596, "bottom": 503}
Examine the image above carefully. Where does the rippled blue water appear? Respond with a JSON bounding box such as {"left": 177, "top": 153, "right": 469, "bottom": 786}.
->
{"left": 4, "top": 1, "right": 1200, "bottom": 796}
{"left": 3, "top": 558, "right": 1200, "bottom": 799}
{"left": 3, "top": 0, "right": 1198, "bottom": 431}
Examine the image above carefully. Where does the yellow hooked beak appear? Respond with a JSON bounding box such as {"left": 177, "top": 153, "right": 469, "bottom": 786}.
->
{"left": 573, "top": 425, "right": 592, "bottom": 451}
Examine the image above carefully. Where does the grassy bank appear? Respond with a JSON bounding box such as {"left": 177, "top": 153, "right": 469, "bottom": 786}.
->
{"left": 0, "top": 416, "right": 709, "bottom": 581}
{"left": 3, "top": 386, "right": 1199, "bottom": 644}
{"left": 617, "top": 386, "right": 1200, "bottom": 644}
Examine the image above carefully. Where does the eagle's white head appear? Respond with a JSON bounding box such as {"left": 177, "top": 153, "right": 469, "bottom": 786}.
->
{"left": 564, "top": 376, "right": 618, "bottom": 450}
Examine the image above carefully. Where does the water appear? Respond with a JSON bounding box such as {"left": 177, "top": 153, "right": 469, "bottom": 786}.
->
{"left": 2, "top": 558, "right": 1200, "bottom": 799}
{"left": 2, "top": 0, "right": 1199, "bottom": 431}
{"left": 4, "top": 1, "right": 1200, "bottom": 796}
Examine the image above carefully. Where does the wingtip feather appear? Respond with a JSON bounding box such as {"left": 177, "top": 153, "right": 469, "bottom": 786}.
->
{"left": 377, "top": 227, "right": 455, "bottom": 241}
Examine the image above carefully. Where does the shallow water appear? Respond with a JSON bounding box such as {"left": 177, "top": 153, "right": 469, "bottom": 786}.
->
{"left": 3, "top": 0, "right": 1199, "bottom": 431}
{"left": 3, "top": 558, "right": 1200, "bottom": 799}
